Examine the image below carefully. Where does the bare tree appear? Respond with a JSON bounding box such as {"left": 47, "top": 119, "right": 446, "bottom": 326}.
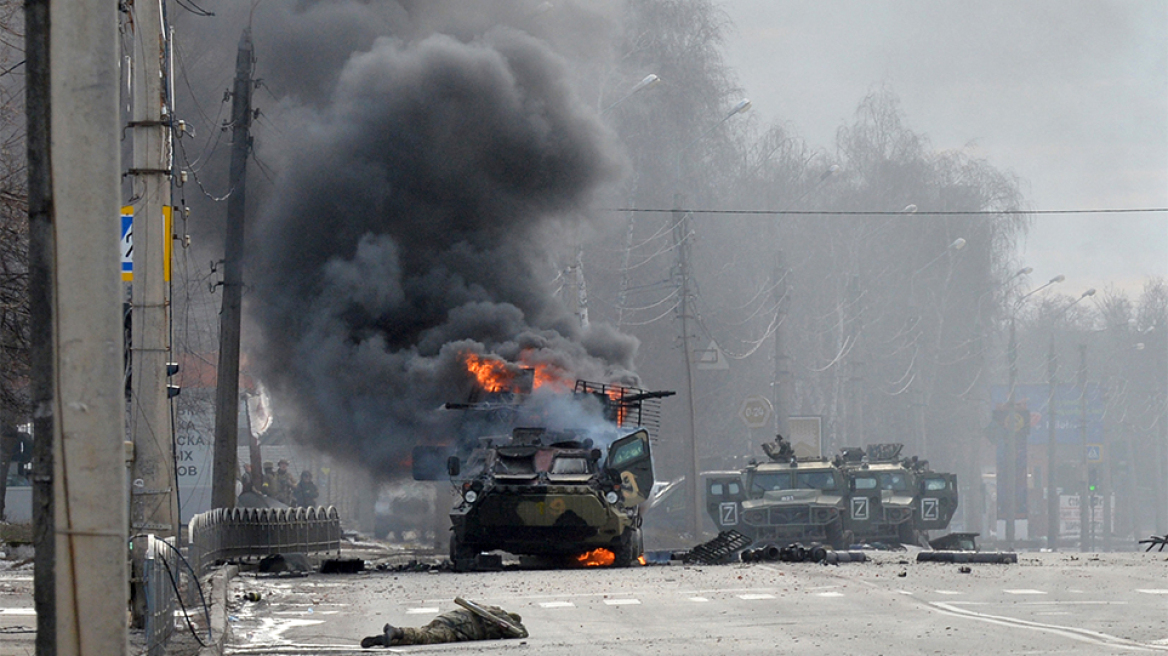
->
{"left": 0, "top": 0, "right": 27, "bottom": 520}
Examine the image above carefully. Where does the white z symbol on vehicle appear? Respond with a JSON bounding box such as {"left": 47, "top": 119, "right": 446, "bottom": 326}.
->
{"left": 922, "top": 498, "right": 939, "bottom": 521}
{"left": 851, "top": 497, "right": 869, "bottom": 521}
{"left": 719, "top": 502, "right": 738, "bottom": 525}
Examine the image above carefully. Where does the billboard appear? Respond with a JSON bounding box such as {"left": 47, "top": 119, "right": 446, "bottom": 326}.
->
{"left": 990, "top": 383, "right": 1103, "bottom": 445}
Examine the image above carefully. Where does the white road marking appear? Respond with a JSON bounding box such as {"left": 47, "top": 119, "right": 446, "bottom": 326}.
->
{"left": 603, "top": 599, "right": 641, "bottom": 606}
{"left": 1020, "top": 601, "right": 1128, "bottom": 606}
{"left": 737, "top": 594, "right": 776, "bottom": 600}
{"left": 0, "top": 608, "right": 34, "bottom": 615}
{"left": 405, "top": 608, "right": 438, "bottom": 615}
{"left": 815, "top": 592, "right": 845, "bottom": 598}
{"left": 539, "top": 601, "right": 575, "bottom": 609}
{"left": 1137, "top": 589, "right": 1168, "bottom": 595}
{"left": 934, "top": 590, "right": 963, "bottom": 595}
{"left": 1004, "top": 589, "right": 1047, "bottom": 595}
{"left": 895, "top": 590, "right": 914, "bottom": 595}
{"left": 1036, "top": 612, "right": 1072, "bottom": 616}
{"left": 930, "top": 602, "right": 1168, "bottom": 652}
{"left": 688, "top": 597, "right": 709, "bottom": 602}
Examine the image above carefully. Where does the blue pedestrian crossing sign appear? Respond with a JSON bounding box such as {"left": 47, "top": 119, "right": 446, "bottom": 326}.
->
{"left": 1085, "top": 444, "right": 1103, "bottom": 463}
{"left": 121, "top": 206, "right": 133, "bottom": 281}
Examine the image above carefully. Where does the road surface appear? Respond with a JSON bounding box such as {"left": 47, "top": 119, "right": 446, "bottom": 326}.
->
{"left": 221, "top": 550, "right": 1168, "bottom": 655}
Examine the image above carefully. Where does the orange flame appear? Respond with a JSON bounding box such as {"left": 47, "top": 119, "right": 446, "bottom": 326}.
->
{"left": 575, "top": 548, "right": 615, "bottom": 567}
{"left": 518, "top": 351, "right": 574, "bottom": 392}
{"left": 464, "top": 353, "right": 514, "bottom": 392}
{"left": 606, "top": 388, "right": 628, "bottom": 426}
{"left": 637, "top": 555, "right": 647, "bottom": 566}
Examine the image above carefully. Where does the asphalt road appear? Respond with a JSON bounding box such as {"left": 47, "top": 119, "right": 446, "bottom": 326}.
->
{"left": 221, "top": 550, "right": 1168, "bottom": 655}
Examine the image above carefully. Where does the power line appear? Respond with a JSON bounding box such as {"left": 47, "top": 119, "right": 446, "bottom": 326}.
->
{"left": 606, "top": 207, "right": 1168, "bottom": 216}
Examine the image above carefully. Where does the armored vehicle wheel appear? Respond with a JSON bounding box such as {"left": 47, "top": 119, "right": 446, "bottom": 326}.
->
{"left": 613, "top": 527, "right": 643, "bottom": 567}
{"left": 449, "top": 534, "right": 481, "bottom": 571}
{"left": 897, "top": 521, "right": 917, "bottom": 547}
{"left": 826, "top": 519, "right": 848, "bottom": 550}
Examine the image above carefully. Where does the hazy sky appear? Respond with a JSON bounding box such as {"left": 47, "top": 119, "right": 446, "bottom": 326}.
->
{"left": 721, "top": 0, "right": 1167, "bottom": 297}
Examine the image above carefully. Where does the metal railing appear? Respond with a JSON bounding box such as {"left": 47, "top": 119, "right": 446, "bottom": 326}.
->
{"left": 188, "top": 506, "right": 343, "bottom": 577}
{"left": 143, "top": 535, "right": 177, "bottom": 656}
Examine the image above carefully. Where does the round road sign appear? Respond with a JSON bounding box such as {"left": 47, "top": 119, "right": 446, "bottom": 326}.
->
{"left": 738, "top": 395, "right": 773, "bottom": 430}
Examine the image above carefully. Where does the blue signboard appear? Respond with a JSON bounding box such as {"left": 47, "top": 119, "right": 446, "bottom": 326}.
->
{"left": 990, "top": 383, "right": 1103, "bottom": 446}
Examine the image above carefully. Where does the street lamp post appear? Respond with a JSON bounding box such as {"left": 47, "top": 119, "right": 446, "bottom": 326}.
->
{"left": 907, "top": 237, "right": 967, "bottom": 459}
{"left": 772, "top": 164, "right": 839, "bottom": 443}
{"left": 675, "top": 99, "right": 751, "bottom": 540}
{"left": 1004, "top": 274, "right": 1064, "bottom": 546}
{"left": 1045, "top": 288, "right": 1095, "bottom": 551}
{"left": 566, "top": 74, "right": 664, "bottom": 328}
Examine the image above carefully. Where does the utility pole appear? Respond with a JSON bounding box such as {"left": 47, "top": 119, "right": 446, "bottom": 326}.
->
{"left": 672, "top": 195, "right": 701, "bottom": 539}
{"left": 212, "top": 29, "right": 254, "bottom": 509}
{"left": 846, "top": 274, "right": 864, "bottom": 446}
{"left": 1078, "top": 344, "right": 1089, "bottom": 551}
{"left": 1046, "top": 333, "right": 1058, "bottom": 550}
{"left": 28, "top": 0, "right": 127, "bottom": 653}
{"left": 1004, "top": 318, "right": 1018, "bottom": 546}
{"left": 128, "top": 0, "right": 178, "bottom": 543}
{"left": 773, "top": 249, "right": 791, "bottom": 440}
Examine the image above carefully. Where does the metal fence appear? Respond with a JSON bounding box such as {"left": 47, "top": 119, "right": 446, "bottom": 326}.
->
{"left": 188, "top": 506, "right": 343, "bottom": 577}
{"left": 143, "top": 535, "right": 178, "bottom": 656}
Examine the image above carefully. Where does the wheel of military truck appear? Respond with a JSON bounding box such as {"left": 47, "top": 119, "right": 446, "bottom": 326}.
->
{"left": 613, "top": 528, "right": 643, "bottom": 567}
{"left": 826, "top": 520, "right": 848, "bottom": 550}
{"left": 897, "top": 521, "right": 917, "bottom": 547}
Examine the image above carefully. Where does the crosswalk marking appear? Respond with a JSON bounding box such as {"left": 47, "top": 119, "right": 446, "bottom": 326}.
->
{"left": 896, "top": 590, "right": 914, "bottom": 595}
{"left": 405, "top": 607, "right": 438, "bottom": 614}
{"left": 1137, "top": 589, "right": 1168, "bottom": 595}
{"left": 815, "top": 592, "right": 844, "bottom": 598}
{"left": 1004, "top": 589, "right": 1047, "bottom": 595}
{"left": 0, "top": 608, "right": 34, "bottom": 616}
{"left": 603, "top": 599, "right": 641, "bottom": 606}
{"left": 539, "top": 601, "right": 575, "bottom": 609}
{"left": 934, "top": 590, "right": 962, "bottom": 595}
{"left": 688, "top": 597, "right": 710, "bottom": 602}
{"left": 737, "top": 594, "right": 776, "bottom": 600}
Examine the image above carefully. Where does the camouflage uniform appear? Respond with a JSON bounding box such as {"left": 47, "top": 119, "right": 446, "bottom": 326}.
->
{"left": 364, "top": 606, "right": 526, "bottom": 647}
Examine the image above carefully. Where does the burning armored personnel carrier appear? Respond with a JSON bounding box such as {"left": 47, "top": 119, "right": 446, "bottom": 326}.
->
{"left": 418, "top": 359, "right": 673, "bottom": 570}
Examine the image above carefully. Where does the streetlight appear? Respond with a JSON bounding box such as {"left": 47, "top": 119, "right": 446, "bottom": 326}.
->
{"left": 773, "top": 163, "right": 840, "bottom": 444}
{"left": 1045, "top": 287, "right": 1095, "bottom": 551}
{"left": 601, "top": 73, "right": 661, "bottom": 115}
{"left": 564, "top": 74, "right": 664, "bottom": 327}
{"left": 674, "top": 99, "right": 751, "bottom": 540}
{"left": 1003, "top": 274, "right": 1064, "bottom": 546}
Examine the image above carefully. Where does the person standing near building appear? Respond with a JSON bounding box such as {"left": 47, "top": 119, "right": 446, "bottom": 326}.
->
{"left": 293, "top": 470, "right": 319, "bottom": 507}
{"left": 274, "top": 459, "right": 295, "bottom": 505}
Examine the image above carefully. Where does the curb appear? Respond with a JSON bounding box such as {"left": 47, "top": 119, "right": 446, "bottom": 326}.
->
{"left": 198, "top": 565, "right": 238, "bottom": 656}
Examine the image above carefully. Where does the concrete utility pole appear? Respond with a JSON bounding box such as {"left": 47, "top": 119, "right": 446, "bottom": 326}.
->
{"left": 1046, "top": 334, "right": 1058, "bottom": 550}
{"left": 672, "top": 195, "right": 701, "bottom": 539}
{"left": 773, "top": 248, "right": 791, "bottom": 440}
{"left": 1078, "top": 344, "right": 1090, "bottom": 551}
{"left": 212, "top": 29, "right": 254, "bottom": 509}
{"left": 1004, "top": 318, "right": 1018, "bottom": 546}
{"left": 28, "top": 0, "right": 128, "bottom": 653}
{"left": 846, "top": 274, "right": 864, "bottom": 446}
{"left": 128, "top": 0, "right": 178, "bottom": 543}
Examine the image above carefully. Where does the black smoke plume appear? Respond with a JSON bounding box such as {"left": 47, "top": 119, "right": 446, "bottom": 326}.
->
{"left": 250, "top": 28, "right": 636, "bottom": 475}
